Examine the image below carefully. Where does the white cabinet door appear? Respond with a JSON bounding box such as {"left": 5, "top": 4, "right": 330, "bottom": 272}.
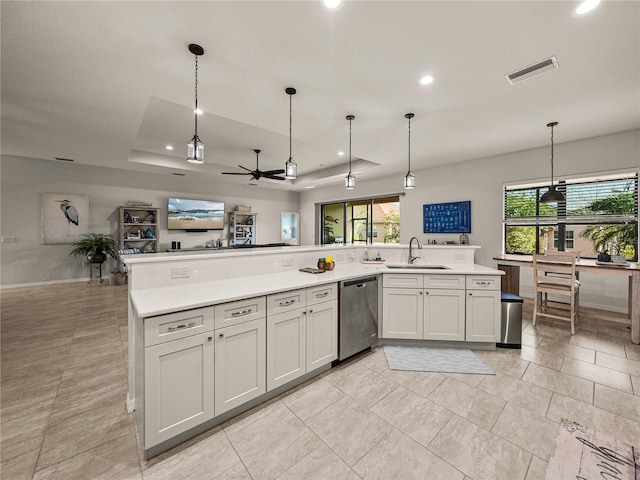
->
{"left": 266, "top": 308, "right": 306, "bottom": 391}
{"left": 423, "top": 289, "right": 466, "bottom": 341}
{"left": 382, "top": 288, "right": 423, "bottom": 339}
{"left": 466, "top": 290, "right": 501, "bottom": 342}
{"left": 215, "top": 318, "right": 266, "bottom": 416}
{"left": 144, "top": 332, "right": 214, "bottom": 447}
{"left": 306, "top": 300, "right": 338, "bottom": 371}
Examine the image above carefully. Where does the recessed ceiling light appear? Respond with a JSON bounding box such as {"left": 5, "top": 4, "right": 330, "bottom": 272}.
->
{"left": 337, "top": 151, "right": 344, "bottom": 156}
{"left": 305, "top": 185, "right": 316, "bottom": 189}
{"left": 165, "top": 145, "right": 174, "bottom": 151}
{"left": 194, "top": 108, "right": 203, "bottom": 115}
{"left": 574, "top": 0, "right": 600, "bottom": 15}
{"left": 419, "top": 74, "right": 436, "bottom": 86}
{"left": 323, "top": 0, "right": 343, "bottom": 9}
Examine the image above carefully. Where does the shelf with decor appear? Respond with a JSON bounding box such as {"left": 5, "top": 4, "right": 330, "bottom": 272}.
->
{"left": 229, "top": 212, "right": 256, "bottom": 246}
{"left": 118, "top": 206, "right": 160, "bottom": 253}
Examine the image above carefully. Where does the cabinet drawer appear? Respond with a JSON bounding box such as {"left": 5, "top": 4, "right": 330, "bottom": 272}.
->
{"left": 145, "top": 306, "right": 214, "bottom": 347}
{"left": 423, "top": 275, "right": 465, "bottom": 289}
{"left": 215, "top": 296, "right": 266, "bottom": 329}
{"left": 267, "top": 289, "right": 306, "bottom": 315}
{"left": 383, "top": 274, "right": 423, "bottom": 289}
{"left": 466, "top": 276, "right": 500, "bottom": 291}
{"left": 307, "top": 283, "right": 337, "bottom": 306}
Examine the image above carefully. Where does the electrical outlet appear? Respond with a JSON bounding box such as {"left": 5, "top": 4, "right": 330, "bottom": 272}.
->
{"left": 454, "top": 253, "right": 465, "bottom": 261}
{"left": 335, "top": 254, "right": 344, "bottom": 261}
{"left": 349, "top": 252, "right": 356, "bottom": 260}
{"left": 281, "top": 257, "right": 293, "bottom": 267}
{"left": 1, "top": 236, "right": 15, "bottom": 243}
{"left": 171, "top": 266, "right": 191, "bottom": 279}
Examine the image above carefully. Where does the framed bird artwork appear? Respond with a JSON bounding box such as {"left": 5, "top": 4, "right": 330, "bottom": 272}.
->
{"left": 42, "top": 193, "right": 89, "bottom": 244}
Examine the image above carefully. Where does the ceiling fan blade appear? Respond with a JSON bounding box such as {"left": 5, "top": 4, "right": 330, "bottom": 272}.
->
{"left": 222, "top": 172, "right": 251, "bottom": 175}
{"left": 238, "top": 165, "right": 253, "bottom": 172}
{"left": 261, "top": 169, "right": 285, "bottom": 176}
{"left": 263, "top": 174, "right": 286, "bottom": 181}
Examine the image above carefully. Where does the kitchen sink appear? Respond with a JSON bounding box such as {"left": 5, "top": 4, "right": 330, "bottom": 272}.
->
{"left": 386, "top": 264, "right": 451, "bottom": 270}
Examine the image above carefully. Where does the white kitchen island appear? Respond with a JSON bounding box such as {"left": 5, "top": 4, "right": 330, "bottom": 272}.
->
{"left": 122, "top": 244, "right": 503, "bottom": 458}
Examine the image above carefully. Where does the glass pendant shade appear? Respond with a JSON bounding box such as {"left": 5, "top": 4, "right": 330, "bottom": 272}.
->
{"left": 540, "top": 121, "right": 565, "bottom": 204}
{"left": 285, "top": 157, "right": 297, "bottom": 179}
{"left": 404, "top": 171, "right": 415, "bottom": 189}
{"left": 187, "top": 136, "right": 204, "bottom": 164}
{"left": 345, "top": 172, "right": 356, "bottom": 189}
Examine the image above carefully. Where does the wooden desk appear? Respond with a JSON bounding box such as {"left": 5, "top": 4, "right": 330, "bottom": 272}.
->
{"left": 494, "top": 254, "right": 640, "bottom": 345}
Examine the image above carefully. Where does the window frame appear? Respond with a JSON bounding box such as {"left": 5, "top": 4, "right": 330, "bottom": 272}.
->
{"left": 504, "top": 171, "right": 638, "bottom": 260}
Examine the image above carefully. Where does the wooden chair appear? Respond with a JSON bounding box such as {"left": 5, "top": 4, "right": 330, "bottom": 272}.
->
{"left": 533, "top": 253, "right": 580, "bottom": 334}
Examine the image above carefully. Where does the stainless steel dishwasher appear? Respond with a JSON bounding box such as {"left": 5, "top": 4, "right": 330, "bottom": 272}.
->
{"left": 339, "top": 276, "right": 379, "bottom": 360}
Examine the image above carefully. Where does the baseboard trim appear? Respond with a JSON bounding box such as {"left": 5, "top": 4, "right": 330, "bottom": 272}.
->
{"left": 1, "top": 277, "right": 110, "bottom": 289}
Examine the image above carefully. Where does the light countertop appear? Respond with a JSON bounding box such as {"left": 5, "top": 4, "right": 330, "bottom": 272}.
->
{"left": 131, "top": 262, "right": 503, "bottom": 318}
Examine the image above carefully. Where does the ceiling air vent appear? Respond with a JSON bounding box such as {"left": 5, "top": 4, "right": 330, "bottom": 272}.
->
{"left": 53, "top": 157, "right": 75, "bottom": 162}
{"left": 506, "top": 56, "right": 558, "bottom": 85}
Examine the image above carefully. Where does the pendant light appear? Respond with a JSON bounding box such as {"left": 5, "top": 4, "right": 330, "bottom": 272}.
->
{"left": 540, "top": 121, "right": 565, "bottom": 204}
{"left": 284, "top": 87, "right": 297, "bottom": 179}
{"left": 187, "top": 44, "right": 205, "bottom": 164}
{"left": 345, "top": 115, "right": 356, "bottom": 189}
{"left": 404, "top": 113, "right": 415, "bottom": 189}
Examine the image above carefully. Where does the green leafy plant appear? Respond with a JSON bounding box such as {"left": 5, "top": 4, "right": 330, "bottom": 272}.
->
{"left": 69, "top": 234, "right": 118, "bottom": 263}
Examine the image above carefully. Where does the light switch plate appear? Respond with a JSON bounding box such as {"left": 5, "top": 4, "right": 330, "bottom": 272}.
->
{"left": 171, "top": 266, "right": 191, "bottom": 279}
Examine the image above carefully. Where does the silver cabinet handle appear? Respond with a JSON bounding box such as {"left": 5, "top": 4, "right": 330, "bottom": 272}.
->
{"left": 308, "top": 309, "right": 313, "bottom": 314}
{"left": 168, "top": 321, "right": 196, "bottom": 332}
{"left": 279, "top": 299, "right": 295, "bottom": 306}
{"left": 231, "top": 308, "right": 253, "bottom": 317}
{"left": 315, "top": 292, "right": 329, "bottom": 298}
{"left": 219, "top": 333, "right": 224, "bottom": 338}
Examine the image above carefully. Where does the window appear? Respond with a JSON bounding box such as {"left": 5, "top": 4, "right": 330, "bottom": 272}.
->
{"left": 320, "top": 196, "right": 400, "bottom": 244}
{"left": 504, "top": 172, "right": 638, "bottom": 260}
{"left": 554, "top": 230, "right": 574, "bottom": 249}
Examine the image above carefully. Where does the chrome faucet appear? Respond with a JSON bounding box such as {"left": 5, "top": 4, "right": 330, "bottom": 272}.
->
{"left": 408, "top": 236, "right": 423, "bottom": 264}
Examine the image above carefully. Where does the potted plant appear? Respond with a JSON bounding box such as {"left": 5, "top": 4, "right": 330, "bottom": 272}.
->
{"left": 69, "top": 233, "right": 118, "bottom": 265}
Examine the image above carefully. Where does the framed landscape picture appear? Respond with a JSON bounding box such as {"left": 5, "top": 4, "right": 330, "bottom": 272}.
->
{"left": 42, "top": 193, "right": 89, "bottom": 244}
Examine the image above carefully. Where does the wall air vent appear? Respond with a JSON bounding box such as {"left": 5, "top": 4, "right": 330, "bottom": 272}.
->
{"left": 506, "top": 56, "right": 558, "bottom": 85}
{"left": 53, "top": 157, "right": 75, "bottom": 162}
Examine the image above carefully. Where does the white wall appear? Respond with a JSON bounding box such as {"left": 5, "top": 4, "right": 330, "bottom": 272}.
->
{"left": 300, "top": 129, "right": 640, "bottom": 312}
{"left": 0, "top": 155, "right": 299, "bottom": 286}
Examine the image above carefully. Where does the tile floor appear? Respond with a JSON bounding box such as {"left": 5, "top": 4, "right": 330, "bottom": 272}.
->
{"left": 1, "top": 282, "right": 639, "bottom": 479}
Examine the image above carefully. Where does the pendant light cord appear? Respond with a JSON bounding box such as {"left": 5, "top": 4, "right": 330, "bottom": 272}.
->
{"left": 408, "top": 115, "right": 411, "bottom": 172}
{"left": 550, "top": 123, "right": 554, "bottom": 186}
{"left": 349, "top": 116, "right": 352, "bottom": 173}
{"left": 289, "top": 93, "right": 292, "bottom": 160}
{"left": 194, "top": 55, "right": 199, "bottom": 138}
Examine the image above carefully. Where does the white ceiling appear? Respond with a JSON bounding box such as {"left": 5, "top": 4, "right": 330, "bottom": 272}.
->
{"left": 2, "top": 1, "right": 639, "bottom": 191}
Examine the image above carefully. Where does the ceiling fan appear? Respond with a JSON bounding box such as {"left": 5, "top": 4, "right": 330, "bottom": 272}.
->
{"left": 222, "top": 149, "right": 286, "bottom": 181}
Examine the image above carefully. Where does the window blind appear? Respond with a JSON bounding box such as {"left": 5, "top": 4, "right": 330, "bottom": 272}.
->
{"left": 505, "top": 172, "right": 638, "bottom": 226}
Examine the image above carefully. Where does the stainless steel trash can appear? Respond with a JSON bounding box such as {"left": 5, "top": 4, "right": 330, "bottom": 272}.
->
{"left": 497, "top": 293, "right": 523, "bottom": 349}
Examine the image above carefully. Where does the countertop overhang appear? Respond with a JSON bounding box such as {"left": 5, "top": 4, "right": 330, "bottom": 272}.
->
{"left": 131, "top": 262, "right": 503, "bottom": 318}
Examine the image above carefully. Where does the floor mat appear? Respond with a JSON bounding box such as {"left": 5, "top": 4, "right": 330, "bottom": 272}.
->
{"left": 382, "top": 346, "right": 494, "bottom": 375}
{"left": 547, "top": 419, "right": 639, "bottom": 479}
